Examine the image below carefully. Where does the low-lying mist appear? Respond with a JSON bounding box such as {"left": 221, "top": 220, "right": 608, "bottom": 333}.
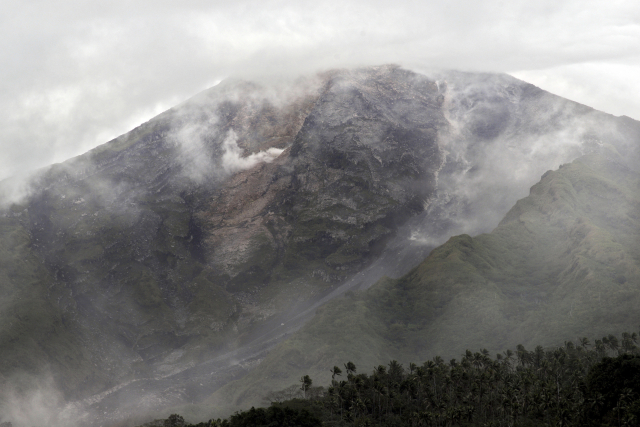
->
{"left": 1, "top": 65, "right": 639, "bottom": 426}
{"left": 408, "top": 70, "right": 636, "bottom": 243}
{"left": 0, "top": 375, "right": 88, "bottom": 427}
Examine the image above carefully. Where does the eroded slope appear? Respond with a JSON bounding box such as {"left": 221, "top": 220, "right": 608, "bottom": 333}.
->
{"left": 202, "top": 151, "right": 640, "bottom": 417}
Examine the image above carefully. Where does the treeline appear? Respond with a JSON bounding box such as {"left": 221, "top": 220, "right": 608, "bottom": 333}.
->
{"left": 148, "top": 331, "right": 640, "bottom": 426}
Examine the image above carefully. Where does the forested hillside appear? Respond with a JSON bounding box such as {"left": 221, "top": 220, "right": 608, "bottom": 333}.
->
{"left": 146, "top": 330, "right": 640, "bottom": 426}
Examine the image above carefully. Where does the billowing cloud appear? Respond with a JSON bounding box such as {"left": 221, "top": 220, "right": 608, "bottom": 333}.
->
{"left": 0, "top": 0, "right": 639, "bottom": 183}
{"left": 221, "top": 130, "right": 284, "bottom": 174}
{"left": 0, "top": 374, "right": 88, "bottom": 427}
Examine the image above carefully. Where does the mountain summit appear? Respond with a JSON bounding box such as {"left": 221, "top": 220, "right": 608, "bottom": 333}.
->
{"left": 0, "top": 65, "right": 638, "bottom": 425}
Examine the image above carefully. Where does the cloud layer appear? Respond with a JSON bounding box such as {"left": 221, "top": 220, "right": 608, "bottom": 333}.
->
{"left": 1, "top": 0, "right": 639, "bottom": 181}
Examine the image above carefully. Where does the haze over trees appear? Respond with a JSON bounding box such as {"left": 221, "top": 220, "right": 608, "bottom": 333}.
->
{"left": 146, "top": 330, "right": 640, "bottom": 426}
{"left": 0, "top": 65, "right": 639, "bottom": 426}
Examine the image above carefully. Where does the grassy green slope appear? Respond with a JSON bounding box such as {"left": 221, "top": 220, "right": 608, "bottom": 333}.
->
{"left": 196, "top": 151, "right": 640, "bottom": 418}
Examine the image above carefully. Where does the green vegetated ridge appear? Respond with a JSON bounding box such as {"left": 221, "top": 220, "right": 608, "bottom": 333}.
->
{"left": 197, "top": 151, "right": 640, "bottom": 418}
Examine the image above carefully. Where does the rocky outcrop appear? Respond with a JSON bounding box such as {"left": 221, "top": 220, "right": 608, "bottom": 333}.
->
{"left": 1, "top": 64, "right": 639, "bottom": 423}
{"left": 0, "top": 65, "right": 448, "bottom": 401}
{"left": 198, "top": 66, "right": 447, "bottom": 298}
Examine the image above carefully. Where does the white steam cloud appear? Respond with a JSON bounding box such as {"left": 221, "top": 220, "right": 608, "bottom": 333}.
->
{"left": 1, "top": 0, "right": 639, "bottom": 185}
{"left": 221, "top": 130, "right": 284, "bottom": 174}
{"left": 406, "top": 71, "right": 623, "bottom": 245}
{"left": 0, "top": 173, "right": 36, "bottom": 209}
{"left": 171, "top": 122, "right": 285, "bottom": 183}
{"left": 171, "top": 120, "right": 219, "bottom": 183}
{"left": 0, "top": 376, "right": 88, "bottom": 427}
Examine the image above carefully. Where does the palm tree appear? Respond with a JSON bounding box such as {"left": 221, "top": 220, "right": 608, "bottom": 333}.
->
{"left": 345, "top": 361, "right": 357, "bottom": 375}
{"left": 330, "top": 365, "right": 342, "bottom": 381}
{"left": 579, "top": 337, "right": 591, "bottom": 350}
{"left": 607, "top": 334, "right": 620, "bottom": 355}
{"left": 300, "top": 375, "right": 312, "bottom": 399}
{"left": 621, "top": 332, "right": 637, "bottom": 354}
{"left": 388, "top": 360, "right": 403, "bottom": 382}
{"left": 516, "top": 344, "right": 529, "bottom": 367}
{"left": 504, "top": 349, "right": 515, "bottom": 369}
{"left": 595, "top": 339, "right": 606, "bottom": 358}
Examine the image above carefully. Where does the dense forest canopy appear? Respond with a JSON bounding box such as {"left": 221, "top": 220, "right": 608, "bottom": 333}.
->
{"left": 135, "top": 330, "right": 640, "bottom": 427}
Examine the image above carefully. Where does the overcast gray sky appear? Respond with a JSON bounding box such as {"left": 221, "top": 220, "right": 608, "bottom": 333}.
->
{"left": 1, "top": 0, "right": 639, "bottom": 182}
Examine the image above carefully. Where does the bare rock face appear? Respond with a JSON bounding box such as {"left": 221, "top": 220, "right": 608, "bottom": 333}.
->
{"left": 0, "top": 65, "right": 448, "bottom": 403}
{"left": 200, "top": 156, "right": 293, "bottom": 288}
{"left": 1, "top": 64, "right": 639, "bottom": 423}
{"left": 197, "top": 66, "right": 447, "bottom": 300}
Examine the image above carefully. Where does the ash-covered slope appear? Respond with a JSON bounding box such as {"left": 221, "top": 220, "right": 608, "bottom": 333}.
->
{"left": 1, "top": 64, "right": 639, "bottom": 424}
{"left": 0, "top": 65, "right": 447, "bottom": 406}
{"left": 203, "top": 151, "right": 640, "bottom": 417}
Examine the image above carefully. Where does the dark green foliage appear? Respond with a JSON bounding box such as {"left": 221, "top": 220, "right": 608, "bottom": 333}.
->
{"left": 300, "top": 332, "right": 640, "bottom": 426}
{"left": 331, "top": 366, "right": 342, "bottom": 380}
{"left": 300, "top": 375, "right": 313, "bottom": 399}
{"left": 149, "top": 403, "right": 322, "bottom": 427}
{"left": 164, "top": 414, "right": 186, "bottom": 427}
{"left": 272, "top": 398, "right": 326, "bottom": 421}
{"left": 224, "top": 406, "right": 321, "bottom": 427}
{"left": 584, "top": 354, "right": 640, "bottom": 425}
{"left": 145, "top": 330, "right": 640, "bottom": 427}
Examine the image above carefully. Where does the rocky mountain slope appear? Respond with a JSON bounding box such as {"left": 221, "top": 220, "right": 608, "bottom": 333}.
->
{"left": 0, "top": 64, "right": 639, "bottom": 425}
{"left": 202, "top": 150, "right": 640, "bottom": 418}
{"left": 0, "top": 66, "right": 449, "bottom": 415}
